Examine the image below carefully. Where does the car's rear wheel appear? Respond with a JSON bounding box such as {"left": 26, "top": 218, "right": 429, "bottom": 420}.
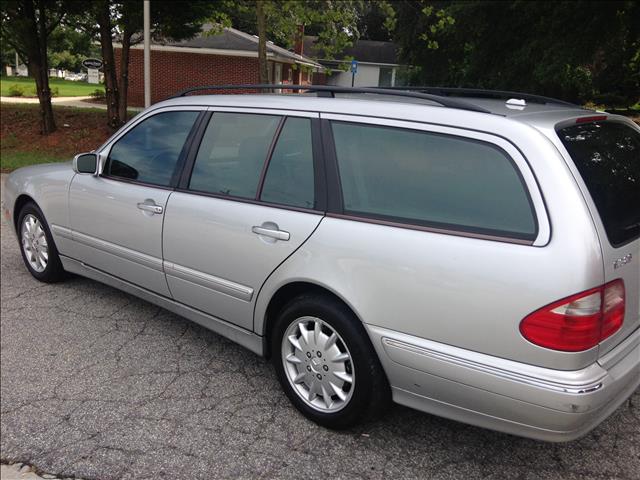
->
{"left": 272, "top": 293, "right": 390, "bottom": 429}
{"left": 17, "top": 202, "right": 65, "bottom": 283}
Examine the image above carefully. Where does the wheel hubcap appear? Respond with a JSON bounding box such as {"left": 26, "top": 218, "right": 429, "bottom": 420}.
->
{"left": 21, "top": 214, "right": 48, "bottom": 273}
{"left": 281, "top": 316, "right": 355, "bottom": 413}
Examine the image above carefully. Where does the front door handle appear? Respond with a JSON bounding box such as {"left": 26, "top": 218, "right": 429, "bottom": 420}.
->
{"left": 252, "top": 224, "right": 290, "bottom": 241}
{"left": 137, "top": 202, "right": 163, "bottom": 214}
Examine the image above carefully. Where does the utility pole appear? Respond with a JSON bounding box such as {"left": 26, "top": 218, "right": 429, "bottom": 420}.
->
{"left": 143, "top": 0, "right": 151, "bottom": 107}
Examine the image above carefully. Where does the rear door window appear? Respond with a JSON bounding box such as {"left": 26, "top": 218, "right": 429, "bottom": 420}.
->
{"left": 189, "top": 113, "right": 281, "bottom": 199}
{"left": 331, "top": 121, "right": 537, "bottom": 240}
{"left": 260, "top": 117, "right": 315, "bottom": 209}
{"left": 557, "top": 121, "right": 640, "bottom": 246}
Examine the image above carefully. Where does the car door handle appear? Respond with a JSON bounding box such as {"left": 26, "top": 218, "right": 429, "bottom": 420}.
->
{"left": 252, "top": 225, "right": 290, "bottom": 241}
{"left": 137, "top": 202, "right": 163, "bottom": 214}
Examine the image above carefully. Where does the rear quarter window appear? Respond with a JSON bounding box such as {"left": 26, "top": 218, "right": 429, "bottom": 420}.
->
{"left": 331, "top": 122, "right": 537, "bottom": 240}
{"left": 557, "top": 121, "right": 640, "bottom": 247}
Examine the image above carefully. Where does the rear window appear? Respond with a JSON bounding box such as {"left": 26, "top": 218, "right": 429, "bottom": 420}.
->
{"left": 558, "top": 121, "right": 640, "bottom": 246}
{"left": 331, "top": 122, "right": 537, "bottom": 240}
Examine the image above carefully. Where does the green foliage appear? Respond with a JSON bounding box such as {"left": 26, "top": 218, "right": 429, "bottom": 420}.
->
{"left": 48, "top": 24, "right": 97, "bottom": 71}
{"left": 7, "top": 84, "right": 25, "bottom": 96}
{"left": 90, "top": 88, "right": 106, "bottom": 100}
{"left": 266, "top": 0, "right": 361, "bottom": 61}
{"left": 217, "top": 0, "right": 361, "bottom": 62}
{"left": 390, "top": 0, "right": 639, "bottom": 106}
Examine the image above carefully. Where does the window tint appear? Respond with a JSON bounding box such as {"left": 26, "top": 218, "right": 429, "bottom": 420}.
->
{"left": 557, "top": 121, "right": 640, "bottom": 246}
{"left": 189, "top": 113, "right": 280, "bottom": 198}
{"left": 260, "top": 117, "right": 315, "bottom": 208}
{"left": 106, "top": 111, "right": 198, "bottom": 186}
{"left": 332, "top": 122, "right": 536, "bottom": 239}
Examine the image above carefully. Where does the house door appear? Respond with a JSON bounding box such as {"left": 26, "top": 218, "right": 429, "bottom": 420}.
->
{"left": 274, "top": 63, "right": 282, "bottom": 92}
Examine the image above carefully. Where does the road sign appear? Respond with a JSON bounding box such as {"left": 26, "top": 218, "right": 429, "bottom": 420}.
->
{"left": 350, "top": 60, "right": 358, "bottom": 74}
{"left": 87, "top": 69, "right": 100, "bottom": 84}
{"left": 82, "top": 58, "right": 103, "bottom": 70}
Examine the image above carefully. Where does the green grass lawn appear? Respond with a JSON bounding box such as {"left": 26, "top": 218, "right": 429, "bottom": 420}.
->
{"left": 0, "top": 151, "right": 70, "bottom": 171}
{"left": 0, "top": 76, "right": 105, "bottom": 97}
{"left": 1, "top": 104, "right": 113, "bottom": 172}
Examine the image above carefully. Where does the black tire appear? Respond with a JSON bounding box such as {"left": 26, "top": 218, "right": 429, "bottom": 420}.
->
{"left": 17, "top": 202, "right": 66, "bottom": 283}
{"left": 271, "top": 292, "right": 391, "bottom": 429}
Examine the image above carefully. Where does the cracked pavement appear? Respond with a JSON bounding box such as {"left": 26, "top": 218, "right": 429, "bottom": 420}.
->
{"left": 1, "top": 202, "right": 639, "bottom": 480}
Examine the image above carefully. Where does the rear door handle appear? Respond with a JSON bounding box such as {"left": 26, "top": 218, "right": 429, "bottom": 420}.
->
{"left": 252, "top": 224, "right": 290, "bottom": 241}
{"left": 137, "top": 202, "right": 163, "bottom": 214}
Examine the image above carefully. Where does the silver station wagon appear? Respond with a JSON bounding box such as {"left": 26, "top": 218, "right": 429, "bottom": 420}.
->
{"left": 3, "top": 85, "right": 639, "bottom": 441}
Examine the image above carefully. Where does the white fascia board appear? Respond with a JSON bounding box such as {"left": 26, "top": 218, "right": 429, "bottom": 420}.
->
{"left": 113, "top": 43, "right": 320, "bottom": 69}
{"left": 113, "top": 42, "right": 267, "bottom": 58}
{"left": 318, "top": 59, "right": 403, "bottom": 67}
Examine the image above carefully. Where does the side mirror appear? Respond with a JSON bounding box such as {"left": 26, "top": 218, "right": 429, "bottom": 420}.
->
{"left": 73, "top": 153, "right": 98, "bottom": 174}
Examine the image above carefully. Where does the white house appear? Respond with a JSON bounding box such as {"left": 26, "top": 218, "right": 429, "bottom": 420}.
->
{"left": 303, "top": 37, "right": 404, "bottom": 87}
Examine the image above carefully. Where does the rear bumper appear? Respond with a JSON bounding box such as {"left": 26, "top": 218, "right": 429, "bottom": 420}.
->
{"left": 366, "top": 324, "right": 640, "bottom": 442}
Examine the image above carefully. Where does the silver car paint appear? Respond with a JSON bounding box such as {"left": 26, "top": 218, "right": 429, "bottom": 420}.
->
{"left": 3, "top": 162, "right": 76, "bottom": 255}
{"left": 531, "top": 116, "right": 640, "bottom": 358}
{"left": 255, "top": 113, "right": 604, "bottom": 371}
{"left": 4, "top": 94, "right": 639, "bottom": 442}
{"left": 162, "top": 191, "right": 322, "bottom": 330}
{"left": 68, "top": 174, "right": 173, "bottom": 296}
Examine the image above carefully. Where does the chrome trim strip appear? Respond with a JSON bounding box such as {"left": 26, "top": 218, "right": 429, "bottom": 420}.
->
{"left": 51, "top": 224, "right": 73, "bottom": 240}
{"left": 382, "top": 337, "right": 604, "bottom": 395}
{"left": 163, "top": 261, "right": 254, "bottom": 302}
{"left": 72, "top": 230, "right": 163, "bottom": 271}
{"left": 59, "top": 255, "right": 263, "bottom": 356}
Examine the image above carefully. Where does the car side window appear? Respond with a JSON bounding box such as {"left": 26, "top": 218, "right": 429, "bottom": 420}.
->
{"left": 331, "top": 121, "right": 537, "bottom": 240}
{"left": 106, "top": 111, "right": 199, "bottom": 187}
{"left": 189, "top": 113, "right": 281, "bottom": 199}
{"left": 260, "top": 117, "right": 315, "bottom": 209}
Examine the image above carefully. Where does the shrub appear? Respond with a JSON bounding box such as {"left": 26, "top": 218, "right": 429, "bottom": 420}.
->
{"left": 50, "top": 87, "right": 59, "bottom": 97}
{"left": 7, "top": 84, "right": 24, "bottom": 97}
{"left": 90, "top": 88, "right": 105, "bottom": 100}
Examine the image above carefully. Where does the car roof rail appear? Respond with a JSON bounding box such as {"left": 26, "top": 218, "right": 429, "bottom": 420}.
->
{"left": 382, "top": 86, "right": 579, "bottom": 107}
{"left": 169, "top": 84, "right": 492, "bottom": 114}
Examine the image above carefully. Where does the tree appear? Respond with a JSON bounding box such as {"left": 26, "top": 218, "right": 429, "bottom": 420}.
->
{"left": 227, "top": 1, "right": 362, "bottom": 83}
{"left": 390, "top": 1, "right": 640, "bottom": 106}
{"left": 48, "top": 24, "right": 97, "bottom": 73}
{"left": 255, "top": 0, "right": 268, "bottom": 84}
{"left": 72, "top": 0, "right": 218, "bottom": 129}
{"left": 1, "top": 0, "right": 69, "bottom": 134}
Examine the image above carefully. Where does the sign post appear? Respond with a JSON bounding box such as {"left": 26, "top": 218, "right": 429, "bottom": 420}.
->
{"left": 143, "top": 0, "right": 151, "bottom": 108}
{"left": 350, "top": 60, "right": 358, "bottom": 87}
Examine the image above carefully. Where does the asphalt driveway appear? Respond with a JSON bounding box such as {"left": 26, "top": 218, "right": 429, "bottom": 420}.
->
{"left": 1, "top": 207, "right": 639, "bottom": 480}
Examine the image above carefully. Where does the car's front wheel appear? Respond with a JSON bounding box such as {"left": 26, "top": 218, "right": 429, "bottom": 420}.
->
{"left": 17, "top": 202, "right": 66, "bottom": 283}
{"left": 272, "top": 293, "right": 390, "bottom": 429}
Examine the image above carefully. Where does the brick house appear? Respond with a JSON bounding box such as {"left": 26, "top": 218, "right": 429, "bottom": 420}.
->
{"left": 114, "top": 26, "right": 322, "bottom": 107}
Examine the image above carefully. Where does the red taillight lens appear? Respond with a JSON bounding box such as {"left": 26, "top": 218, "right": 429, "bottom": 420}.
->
{"left": 602, "top": 280, "right": 625, "bottom": 339}
{"left": 520, "top": 280, "right": 625, "bottom": 352}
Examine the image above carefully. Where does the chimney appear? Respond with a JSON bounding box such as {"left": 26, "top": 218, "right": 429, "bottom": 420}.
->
{"left": 294, "top": 24, "right": 304, "bottom": 56}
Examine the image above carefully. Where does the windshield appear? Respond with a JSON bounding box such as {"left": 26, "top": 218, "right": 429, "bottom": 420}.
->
{"left": 557, "top": 121, "right": 640, "bottom": 247}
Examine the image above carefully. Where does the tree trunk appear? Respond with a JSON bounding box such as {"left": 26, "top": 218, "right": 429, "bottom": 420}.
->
{"left": 256, "top": 1, "right": 269, "bottom": 85}
{"left": 25, "top": 0, "right": 55, "bottom": 134}
{"left": 97, "top": 0, "right": 122, "bottom": 130}
{"left": 117, "top": 29, "right": 133, "bottom": 123}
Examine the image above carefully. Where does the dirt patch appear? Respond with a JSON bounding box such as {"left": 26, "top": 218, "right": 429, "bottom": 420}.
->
{"left": 0, "top": 104, "right": 113, "bottom": 171}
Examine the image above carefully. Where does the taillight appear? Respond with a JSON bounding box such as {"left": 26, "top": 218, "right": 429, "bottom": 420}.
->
{"left": 520, "top": 280, "right": 625, "bottom": 352}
